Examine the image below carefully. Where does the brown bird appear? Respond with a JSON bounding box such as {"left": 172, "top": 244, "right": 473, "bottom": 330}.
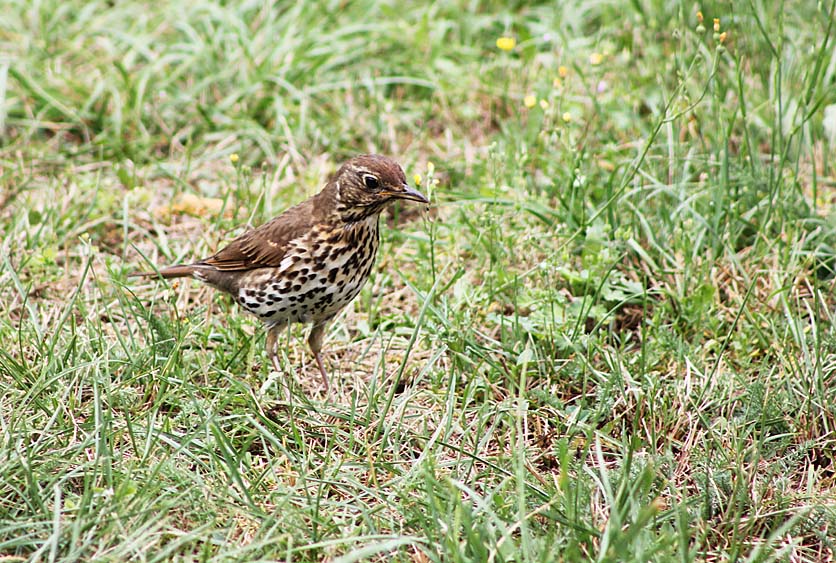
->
{"left": 137, "top": 154, "right": 428, "bottom": 392}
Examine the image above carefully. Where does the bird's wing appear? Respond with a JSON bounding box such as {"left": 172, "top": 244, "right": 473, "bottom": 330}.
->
{"left": 200, "top": 199, "right": 315, "bottom": 271}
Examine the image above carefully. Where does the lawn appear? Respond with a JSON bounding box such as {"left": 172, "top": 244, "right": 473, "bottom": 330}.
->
{"left": 2, "top": 0, "right": 836, "bottom": 561}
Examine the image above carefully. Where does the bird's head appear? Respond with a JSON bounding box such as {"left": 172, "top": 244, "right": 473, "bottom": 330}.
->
{"left": 332, "top": 154, "right": 428, "bottom": 221}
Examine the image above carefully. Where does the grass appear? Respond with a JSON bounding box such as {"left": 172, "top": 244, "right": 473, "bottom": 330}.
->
{"left": 2, "top": 0, "right": 836, "bottom": 561}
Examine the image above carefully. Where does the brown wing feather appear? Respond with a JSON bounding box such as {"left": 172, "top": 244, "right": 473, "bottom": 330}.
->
{"left": 201, "top": 197, "right": 317, "bottom": 271}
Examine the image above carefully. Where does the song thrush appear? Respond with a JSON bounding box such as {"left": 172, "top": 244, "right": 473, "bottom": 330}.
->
{"left": 137, "top": 154, "right": 428, "bottom": 391}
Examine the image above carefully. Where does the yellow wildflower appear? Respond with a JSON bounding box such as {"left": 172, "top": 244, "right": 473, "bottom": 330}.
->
{"left": 589, "top": 52, "right": 603, "bottom": 65}
{"left": 524, "top": 95, "right": 537, "bottom": 108}
{"left": 427, "top": 161, "right": 435, "bottom": 174}
{"left": 696, "top": 11, "right": 704, "bottom": 23}
{"left": 553, "top": 77, "right": 562, "bottom": 89}
{"left": 719, "top": 31, "right": 727, "bottom": 43}
{"left": 230, "top": 153, "right": 239, "bottom": 163}
{"left": 562, "top": 112, "right": 572, "bottom": 123}
{"left": 539, "top": 99, "right": 549, "bottom": 110}
{"left": 558, "top": 65, "right": 569, "bottom": 78}
{"left": 496, "top": 36, "right": 516, "bottom": 51}
{"left": 713, "top": 18, "right": 720, "bottom": 32}
{"left": 413, "top": 174, "right": 422, "bottom": 186}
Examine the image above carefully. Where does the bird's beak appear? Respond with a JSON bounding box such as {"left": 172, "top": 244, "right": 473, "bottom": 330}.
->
{"left": 391, "top": 184, "right": 429, "bottom": 204}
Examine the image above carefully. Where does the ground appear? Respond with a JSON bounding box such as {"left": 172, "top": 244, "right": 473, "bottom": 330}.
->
{"left": 1, "top": 1, "right": 836, "bottom": 561}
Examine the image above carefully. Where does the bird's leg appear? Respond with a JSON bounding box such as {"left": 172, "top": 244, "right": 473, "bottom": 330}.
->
{"left": 308, "top": 321, "right": 330, "bottom": 393}
{"left": 265, "top": 324, "right": 282, "bottom": 373}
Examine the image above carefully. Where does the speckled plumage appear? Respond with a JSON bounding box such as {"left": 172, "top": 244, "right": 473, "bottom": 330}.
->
{"left": 138, "top": 154, "right": 428, "bottom": 391}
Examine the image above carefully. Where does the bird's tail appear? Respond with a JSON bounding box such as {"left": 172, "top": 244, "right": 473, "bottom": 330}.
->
{"left": 132, "top": 264, "right": 198, "bottom": 279}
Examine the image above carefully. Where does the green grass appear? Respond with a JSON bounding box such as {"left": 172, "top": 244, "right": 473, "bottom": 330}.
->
{"left": 2, "top": 0, "right": 836, "bottom": 561}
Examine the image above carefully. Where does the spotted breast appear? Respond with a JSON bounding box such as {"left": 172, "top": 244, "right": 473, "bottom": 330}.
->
{"left": 234, "top": 214, "right": 380, "bottom": 327}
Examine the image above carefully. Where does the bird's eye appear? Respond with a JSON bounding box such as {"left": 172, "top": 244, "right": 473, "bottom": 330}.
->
{"left": 363, "top": 175, "right": 380, "bottom": 190}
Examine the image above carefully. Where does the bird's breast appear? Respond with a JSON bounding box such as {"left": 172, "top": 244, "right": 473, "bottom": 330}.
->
{"left": 234, "top": 218, "right": 380, "bottom": 326}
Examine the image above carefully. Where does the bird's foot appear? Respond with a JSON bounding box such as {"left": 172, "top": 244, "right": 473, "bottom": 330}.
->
{"left": 314, "top": 353, "right": 331, "bottom": 399}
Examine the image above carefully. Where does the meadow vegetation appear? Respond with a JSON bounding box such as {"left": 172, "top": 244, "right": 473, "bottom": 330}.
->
{"left": 1, "top": 0, "right": 836, "bottom": 561}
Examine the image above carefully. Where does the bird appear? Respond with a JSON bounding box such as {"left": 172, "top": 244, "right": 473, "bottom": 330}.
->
{"left": 136, "top": 154, "right": 428, "bottom": 392}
